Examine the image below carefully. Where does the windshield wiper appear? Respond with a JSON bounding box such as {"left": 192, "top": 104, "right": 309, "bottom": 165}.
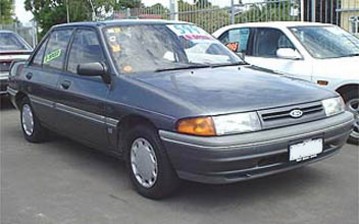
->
{"left": 210, "top": 61, "right": 249, "bottom": 68}
{"left": 155, "top": 64, "right": 211, "bottom": 72}
{"left": 346, "top": 53, "right": 359, "bottom": 57}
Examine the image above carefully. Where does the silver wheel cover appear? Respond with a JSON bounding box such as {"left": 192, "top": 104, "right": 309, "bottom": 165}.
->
{"left": 346, "top": 98, "right": 359, "bottom": 139}
{"left": 130, "top": 137, "right": 158, "bottom": 188}
{"left": 22, "top": 104, "right": 34, "bottom": 136}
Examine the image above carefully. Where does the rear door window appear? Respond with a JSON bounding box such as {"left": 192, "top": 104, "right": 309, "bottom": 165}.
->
{"left": 43, "top": 29, "right": 73, "bottom": 70}
{"left": 31, "top": 38, "right": 49, "bottom": 67}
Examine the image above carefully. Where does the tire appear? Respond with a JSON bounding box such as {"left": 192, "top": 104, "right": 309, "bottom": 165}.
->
{"left": 124, "top": 125, "right": 180, "bottom": 199}
{"left": 20, "top": 97, "right": 47, "bottom": 143}
{"left": 342, "top": 89, "right": 359, "bottom": 145}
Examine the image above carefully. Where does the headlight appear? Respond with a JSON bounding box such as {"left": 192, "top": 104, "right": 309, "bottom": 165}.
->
{"left": 322, "top": 97, "right": 345, "bottom": 117}
{"left": 177, "top": 112, "right": 261, "bottom": 136}
{"left": 213, "top": 112, "right": 261, "bottom": 135}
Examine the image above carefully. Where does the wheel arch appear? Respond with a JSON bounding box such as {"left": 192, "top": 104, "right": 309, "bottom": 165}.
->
{"left": 336, "top": 84, "right": 359, "bottom": 101}
{"left": 14, "top": 91, "right": 28, "bottom": 109}
{"left": 116, "top": 114, "right": 158, "bottom": 155}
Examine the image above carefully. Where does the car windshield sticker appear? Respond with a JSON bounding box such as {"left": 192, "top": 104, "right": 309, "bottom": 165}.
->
{"left": 44, "top": 49, "right": 61, "bottom": 64}
{"left": 167, "top": 24, "right": 214, "bottom": 41}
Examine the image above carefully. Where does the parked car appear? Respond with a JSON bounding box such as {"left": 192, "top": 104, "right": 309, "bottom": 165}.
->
{"left": 0, "top": 30, "right": 33, "bottom": 96}
{"left": 8, "top": 20, "right": 354, "bottom": 199}
{"left": 213, "top": 22, "right": 359, "bottom": 144}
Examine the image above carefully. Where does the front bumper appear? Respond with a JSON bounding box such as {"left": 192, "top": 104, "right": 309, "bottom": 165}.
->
{"left": 160, "top": 111, "right": 354, "bottom": 184}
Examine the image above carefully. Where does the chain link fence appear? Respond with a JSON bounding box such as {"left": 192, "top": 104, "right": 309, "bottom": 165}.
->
{"left": 111, "top": 0, "right": 358, "bottom": 35}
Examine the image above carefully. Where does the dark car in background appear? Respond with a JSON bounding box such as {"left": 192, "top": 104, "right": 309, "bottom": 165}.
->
{"left": 7, "top": 20, "right": 354, "bottom": 199}
{"left": 0, "top": 30, "right": 33, "bottom": 95}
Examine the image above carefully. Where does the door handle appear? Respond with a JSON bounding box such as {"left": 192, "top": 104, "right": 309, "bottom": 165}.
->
{"left": 25, "top": 73, "right": 32, "bottom": 80}
{"left": 60, "top": 80, "right": 71, "bottom": 90}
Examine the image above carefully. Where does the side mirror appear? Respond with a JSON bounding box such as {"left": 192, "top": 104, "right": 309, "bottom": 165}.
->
{"left": 77, "top": 62, "right": 111, "bottom": 84}
{"left": 276, "top": 48, "right": 301, "bottom": 60}
{"left": 237, "top": 52, "right": 245, "bottom": 61}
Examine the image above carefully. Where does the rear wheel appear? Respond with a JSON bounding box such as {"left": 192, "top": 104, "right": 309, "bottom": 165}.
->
{"left": 124, "top": 125, "right": 180, "bottom": 199}
{"left": 342, "top": 89, "right": 359, "bottom": 145}
{"left": 20, "top": 97, "right": 47, "bottom": 143}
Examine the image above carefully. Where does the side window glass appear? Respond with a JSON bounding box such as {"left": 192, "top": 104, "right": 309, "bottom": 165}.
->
{"left": 219, "top": 28, "right": 250, "bottom": 54}
{"left": 32, "top": 38, "right": 48, "bottom": 66}
{"left": 43, "top": 29, "right": 72, "bottom": 70}
{"left": 254, "top": 28, "right": 295, "bottom": 58}
{"left": 67, "top": 29, "right": 104, "bottom": 74}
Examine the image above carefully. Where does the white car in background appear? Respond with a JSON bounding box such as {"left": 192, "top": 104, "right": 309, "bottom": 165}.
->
{"left": 213, "top": 22, "right": 359, "bottom": 144}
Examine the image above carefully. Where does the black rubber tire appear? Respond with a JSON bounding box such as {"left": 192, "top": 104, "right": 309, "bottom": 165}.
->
{"left": 124, "top": 125, "right": 180, "bottom": 199}
{"left": 342, "top": 89, "right": 359, "bottom": 145}
{"left": 20, "top": 97, "right": 47, "bottom": 143}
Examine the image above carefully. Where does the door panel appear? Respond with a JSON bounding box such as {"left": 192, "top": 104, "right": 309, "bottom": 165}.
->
{"left": 24, "top": 29, "right": 73, "bottom": 129}
{"left": 56, "top": 75, "right": 110, "bottom": 147}
{"left": 55, "top": 28, "right": 110, "bottom": 148}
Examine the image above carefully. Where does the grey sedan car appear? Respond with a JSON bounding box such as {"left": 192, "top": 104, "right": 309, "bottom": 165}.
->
{"left": 8, "top": 20, "right": 354, "bottom": 199}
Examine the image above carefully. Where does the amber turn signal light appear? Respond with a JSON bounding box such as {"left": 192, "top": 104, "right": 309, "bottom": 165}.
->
{"left": 177, "top": 117, "right": 216, "bottom": 136}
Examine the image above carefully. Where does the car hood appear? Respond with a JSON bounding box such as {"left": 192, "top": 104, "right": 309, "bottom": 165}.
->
{"left": 312, "top": 56, "right": 359, "bottom": 80}
{"left": 131, "top": 66, "right": 336, "bottom": 115}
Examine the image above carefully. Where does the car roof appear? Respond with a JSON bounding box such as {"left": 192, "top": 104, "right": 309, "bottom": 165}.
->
{"left": 219, "top": 21, "right": 333, "bottom": 30}
{"left": 0, "top": 30, "right": 17, "bottom": 34}
{"left": 212, "top": 21, "right": 336, "bottom": 36}
{"left": 52, "top": 19, "right": 190, "bottom": 29}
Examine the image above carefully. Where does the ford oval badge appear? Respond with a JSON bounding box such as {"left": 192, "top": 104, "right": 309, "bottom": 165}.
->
{"left": 289, "top": 109, "right": 303, "bottom": 118}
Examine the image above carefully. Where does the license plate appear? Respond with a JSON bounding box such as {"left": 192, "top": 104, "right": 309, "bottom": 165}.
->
{"left": 289, "top": 138, "right": 323, "bottom": 162}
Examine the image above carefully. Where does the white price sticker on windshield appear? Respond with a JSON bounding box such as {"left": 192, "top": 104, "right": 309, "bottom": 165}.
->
{"left": 167, "top": 24, "right": 214, "bottom": 41}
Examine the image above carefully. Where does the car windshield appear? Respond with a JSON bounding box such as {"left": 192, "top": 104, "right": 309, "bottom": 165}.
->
{"left": 103, "top": 24, "right": 242, "bottom": 74}
{"left": 0, "top": 32, "right": 32, "bottom": 51}
{"left": 289, "top": 26, "right": 359, "bottom": 59}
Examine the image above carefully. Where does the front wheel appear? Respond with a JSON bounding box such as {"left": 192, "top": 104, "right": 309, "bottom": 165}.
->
{"left": 124, "top": 125, "right": 180, "bottom": 199}
{"left": 343, "top": 89, "right": 359, "bottom": 145}
{"left": 20, "top": 97, "right": 47, "bottom": 143}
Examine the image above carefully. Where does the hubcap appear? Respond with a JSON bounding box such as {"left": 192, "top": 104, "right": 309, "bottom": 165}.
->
{"left": 130, "top": 138, "right": 158, "bottom": 188}
{"left": 346, "top": 98, "right": 359, "bottom": 139}
{"left": 22, "top": 104, "right": 34, "bottom": 136}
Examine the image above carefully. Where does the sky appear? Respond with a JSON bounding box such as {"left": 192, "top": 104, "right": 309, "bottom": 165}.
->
{"left": 15, "top": 0, "right": 260, "bottom": 24}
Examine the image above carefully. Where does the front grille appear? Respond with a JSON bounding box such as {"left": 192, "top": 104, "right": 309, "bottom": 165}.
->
{"left": 258, "top": 101, "right": 326, "bottom": 129}
{"left": 0, "top": 61, "right": 11, "bottom": 72}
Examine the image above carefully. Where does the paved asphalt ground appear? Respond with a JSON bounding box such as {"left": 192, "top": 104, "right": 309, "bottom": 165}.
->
{"left": 1, "top": 97, "right": 358, "bottom": 224}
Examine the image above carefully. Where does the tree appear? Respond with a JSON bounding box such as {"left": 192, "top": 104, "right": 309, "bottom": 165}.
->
{"left": 25, "top": 0, "right": 117, "bottom": 38}
{"left": 115, "top": 0, "right": 142, "bottom": 9}
{"left": 0, "top": 0, "right": 14, "bottom": 24}
{"left": 178, "top": 0, "right": 230, "bottom": 33}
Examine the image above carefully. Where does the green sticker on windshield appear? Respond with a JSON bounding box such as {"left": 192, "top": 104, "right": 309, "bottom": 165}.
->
{"left": 44, "top": 49, "right": 62, "bottom": 64}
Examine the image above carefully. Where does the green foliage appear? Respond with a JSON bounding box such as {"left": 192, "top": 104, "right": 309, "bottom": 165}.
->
{"left": 236, "top": 1, "right": 297, "bottom": 23}
{"left": 24, "top": 0, "right": 119, "bottom": 38}
{"left": 143, "top": 3, "right": 170, "bottom": 20}
{"left": 116, "top": 0, "right": 142, "bottom": 9}
{"left": 0, "top": 0, "right": 14, "bottom": 24}
{"left": 178, "top": 0, "right": 230, "bottom": 33}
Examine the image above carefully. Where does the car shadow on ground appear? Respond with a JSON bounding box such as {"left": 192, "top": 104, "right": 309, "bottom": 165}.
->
{"left": 0, "top": 96, "right": 15, "bottom": 111}
{"left": 35, "top": 131, "right": 327, "bottom": 206}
